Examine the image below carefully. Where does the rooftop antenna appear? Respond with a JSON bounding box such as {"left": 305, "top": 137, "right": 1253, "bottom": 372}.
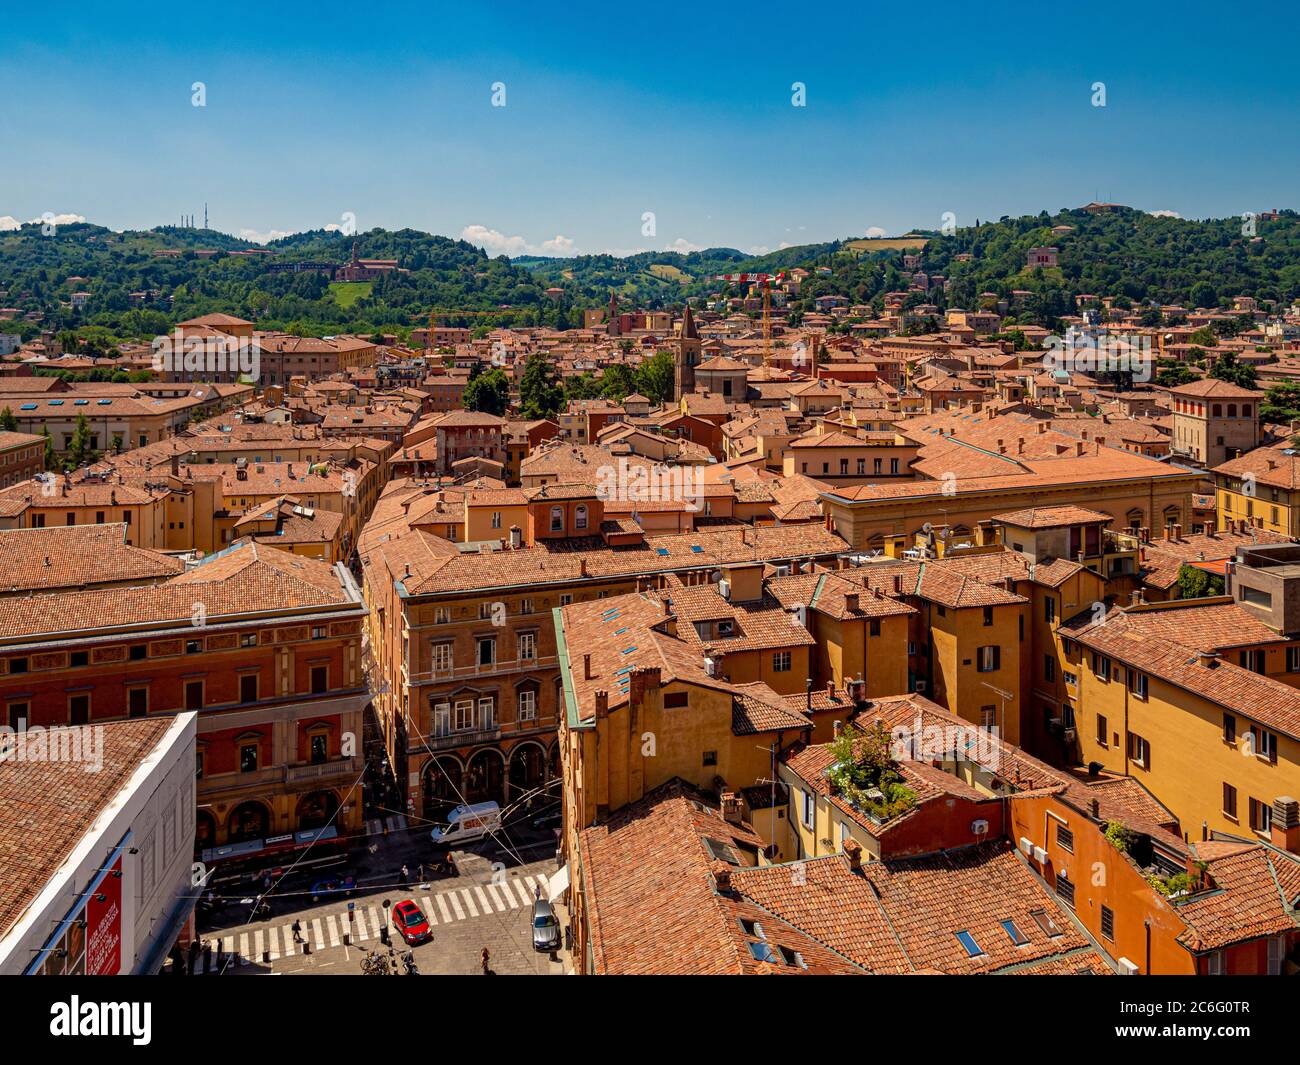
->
{"left": 204, "top": 203, "right": 208, "bottom": 229}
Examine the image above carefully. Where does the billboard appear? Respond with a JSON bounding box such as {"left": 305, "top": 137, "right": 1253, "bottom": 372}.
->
{"left": 84, "top": 855, "right": 123, "bottom": 976}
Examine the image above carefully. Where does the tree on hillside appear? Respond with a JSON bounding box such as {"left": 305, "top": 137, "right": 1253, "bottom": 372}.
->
{"left": 599, "top": 364, "right": 638, "bottom": 403}
{"left": 1208, "top": 351, "right": 1257, "bottom": 389}
{"left": 67, "top": 413, "right": 96, "bottom": 467}
{"left": 463, "top": 368, "right": 510, "bottom": 416}
{"left": 40, "top": 426, "right": 55, "bottom": 471}
{"left": 517, "top": 351, "right": 564, "bottom": 420}
{"left": 0, "top": 407, "right": 16, "bottom": 431}
{"left": 1176, "top": 564, "right": 1224, "bottom": 599}
{"left": 1261, "top": 382, "right": 1300, "bottom": 425}
{"left": 1155, "top": 361, "right": 1198, "bottom": 388}
{"left": 634, "top": 350, "right": 675, "bottom": 405}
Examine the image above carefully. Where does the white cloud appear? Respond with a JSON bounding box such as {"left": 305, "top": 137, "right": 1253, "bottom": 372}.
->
{"left": 239, "top": 227, "right": 293, "bottom": 245}
{"left": 0, "top": 213, "right": 86, "bottom": 230}
{"left": 664, "top": 237, "right": 704, "bottom": 254}
{"left": 748, "top": 245, "right": 770, "bottom": 256}
{"left": 864, "top": 226, "right": 887, "bottom": 238}
{"left": 42, "top": 213, "right": 85, "bottom": 226}
{"left": 461, "top": 224, "right": 579, "bottom": 258}
{"left": 1149, "top": 209, "right": 1181, "bottom": 219}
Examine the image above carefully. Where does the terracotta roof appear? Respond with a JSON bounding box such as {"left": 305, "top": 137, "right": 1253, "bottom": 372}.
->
{"left": 729, "top": 841, "right": 1094, "bottom": 974}
{"left": 0, "top": 523, "right": 184, "bottom": 593}
{"left": 578, "top": 780, "right": 865, "bottom": 975}
{"left": 1175, "top": 842, "right": 1300, "bottom": 951}
{"left": 0, "top": 716, "right": 181, "bottom": 938}
{"left": 992, "top": 505, "right": 1113, "bottom": 529}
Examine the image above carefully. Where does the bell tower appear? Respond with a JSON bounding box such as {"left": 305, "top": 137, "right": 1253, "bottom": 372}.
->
{"left": 674, "top": 304, "right": 701, "bottom": 401}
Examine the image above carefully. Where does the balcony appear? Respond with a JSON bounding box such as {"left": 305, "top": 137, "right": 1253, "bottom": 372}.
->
{"left": 423, "top": 726, "right": 502, "bottom": 752}
{"left": 198, "top": 757, "right": 361, "bottom": 792}
{"left": 404, "top": 654, "right": 558, "bottom": 686}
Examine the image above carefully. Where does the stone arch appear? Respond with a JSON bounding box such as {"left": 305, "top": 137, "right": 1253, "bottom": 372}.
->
{"left": 422, "top": 754, "right": 464, "bottom": 820}
{"left": 226, "top": 800, "right": 271, "bottom": 844}
{"left": 465, "top": 747, "right": 506, "bottom": 805}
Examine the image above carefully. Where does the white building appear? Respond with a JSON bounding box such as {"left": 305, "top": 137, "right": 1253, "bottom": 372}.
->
{"left": 0, "top": 713, "right": 197, "bottom": 975}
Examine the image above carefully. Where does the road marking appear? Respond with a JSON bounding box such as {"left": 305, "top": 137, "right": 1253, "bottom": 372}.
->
{"left": 513, "top": 880, "right": 533, "bottom": 906}
{"left": 253, "top": 929, "right": 265, "bottom": 961}
{"left": 351, "top": 909, "right": 368, "bottom": 940}
{"left": 238, "top": 933, "right": 250, "bottom": 964}
{"left": 420, "top": 896, "right": 436, "bottom": 924}
{"left": 368, "top": 908, "right": 381, "bottom": 938}
{"left": 326, "top": 915, "right": 341, "bottom": 948}
{"left": 460, "top": 889, "right": 479, "bottom": 918}
{"left": 448, "top": 891, "right": 465, "bottom": 920}
{"left": 474, "top": 886, "right": 492, "bottom": 913}
{"left": 281, "top": 926, "right": 295, "bottom": 957}
{"left": 486, "top": 884, "right": 507, "bottom": 911}
{"left": 437, "top": 894, "right": 453, "bottom": 923}
{"left": 311, "top": 918, "right": 325, "bottom": 951}
{"left": 267, "top": 926, "right": 280, "bottom": 960}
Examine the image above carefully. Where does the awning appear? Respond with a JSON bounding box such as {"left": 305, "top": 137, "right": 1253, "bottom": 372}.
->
{"left": 547, "top": 864, "right": 570, "bottom": 903}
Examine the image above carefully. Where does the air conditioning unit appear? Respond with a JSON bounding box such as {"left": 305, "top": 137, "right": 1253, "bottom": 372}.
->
{"left": 704, "top": 656, "right": 720, "bottom": 677}
{"left": 1018, "top": 836, "right": 1033, "bottom": 856}
{"left": 1063, "top": 728, "right": 1077, "bottom": 743}
{"left": 970, "top": 819, "right": 989, "bottom": 836}
{"left": 913, "top": 680, "right": 928, "bottom": 692}
{"left": 775, "top": 564, "right": 791, "bottom": 577}
{"left": 1117, "top": 957, "right": 1139, "bottom": 976}
{"left": 1032, "top": 846, "right": 1048, "bottom": 864}
{"left": 718, "top": 578, "right": 731, "bottom": 600}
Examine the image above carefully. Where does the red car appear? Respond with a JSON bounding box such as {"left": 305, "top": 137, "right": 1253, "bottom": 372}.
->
{"left": 391, "top": 899, "right": 431, "bottom": 945}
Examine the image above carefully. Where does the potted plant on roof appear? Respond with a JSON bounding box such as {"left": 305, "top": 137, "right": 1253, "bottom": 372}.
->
{"left": 826, "top": 721, "right": 917, "bottom": 823}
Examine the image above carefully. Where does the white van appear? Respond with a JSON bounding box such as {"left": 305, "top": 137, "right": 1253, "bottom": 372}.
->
{"left": 429, "top": 801, "right": 501, "bottom": 845}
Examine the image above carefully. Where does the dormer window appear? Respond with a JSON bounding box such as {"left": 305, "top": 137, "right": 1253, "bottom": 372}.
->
{"left": 550, "top": 506, "right": 563, "bottom": 532}
{"left": 575, "top": 504, "right": 588, "bottom": 531}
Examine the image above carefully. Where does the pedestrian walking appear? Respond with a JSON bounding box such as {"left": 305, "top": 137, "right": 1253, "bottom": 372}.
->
{"left": 187, "top": 939, "right": 200, "bottom": 975}
{"left": 417, "top": 863, "right": 424, "bottom": 883}
{"left": 480, "top": 947, "right": 490, "bottom": 976}
{"left": 292, "top": 919, "right": 304, "bottom": 944}
{"left": 401, "top": 863, "right": 410, "bottom": 884}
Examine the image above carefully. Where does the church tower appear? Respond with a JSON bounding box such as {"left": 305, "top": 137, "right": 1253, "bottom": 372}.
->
{"left": 606, "top": 291, "right": 621, "bottom": 337}
{"left": 674, "top": 303, "right": 701, "bottom": 401}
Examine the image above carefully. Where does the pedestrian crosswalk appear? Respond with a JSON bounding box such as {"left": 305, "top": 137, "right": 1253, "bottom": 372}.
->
{"left": 364, "top": 814, "right": 408, "bottom": 836}
{"left": 197, "top": 874, "right": 551, "bottom": 973}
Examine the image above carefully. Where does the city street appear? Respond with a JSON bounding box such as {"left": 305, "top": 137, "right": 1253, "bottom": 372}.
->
{"left": 194, "top": 817, "right": 569, "bottom": 976}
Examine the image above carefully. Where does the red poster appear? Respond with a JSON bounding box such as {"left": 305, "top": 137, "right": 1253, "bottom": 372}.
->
{"left": 85, "top": 856, "right": 123, "bottom": 976}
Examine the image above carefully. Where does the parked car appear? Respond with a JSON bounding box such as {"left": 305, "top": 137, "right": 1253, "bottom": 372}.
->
{"left": 531, "top": 897, "right": 561, "bottom": 952}
{"left": 429, "top": 801, "right": 501, "bottom": 846}
{"left": 310, "top": 875, "right": 356, "bottom": 902}
{"left": 391, "top": 899, "right": 431, "bottom": 945}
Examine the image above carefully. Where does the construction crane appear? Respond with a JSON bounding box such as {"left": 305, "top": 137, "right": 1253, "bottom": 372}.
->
{"left": 713, "top": 273, "right": 786, "bottom": 366}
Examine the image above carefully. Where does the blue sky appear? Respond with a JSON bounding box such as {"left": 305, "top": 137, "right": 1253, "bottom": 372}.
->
{"left": 2, "top": 0, "right": 1295, "bottom": 255}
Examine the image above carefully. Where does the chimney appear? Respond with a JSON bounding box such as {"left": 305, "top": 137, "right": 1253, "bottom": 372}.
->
{"left": 826, "top": 680, "right": 835, "bottom": 700}
{"left": 1130, "top": 590, "right": 1142, "bottom": 606}
{"left": 844, "top": 592, "right": 860, "bottom": 613}
{"left": 1174, "top": 524, "right": 1183, "bottom": 540}
{"left": 1090, "top": 798, "right": 1100, "bottom": 818}
{"left": 583, "top": 653, "right": 593, "bottom": 680}
{"left": 593, "top": 689, "right": 608, "bottom": 719}
{"left": 1198, "top": 650, "right": 1220, "bottom": 669}
{"left": 1164, "top": 524, "right": 1173, "bottom": 542}
{"left": 893, "top": 574, "right": 903, "bottom": 594}
{"left": 579, "top": 558, "right": 588, "bottom": 577}
{"left": 832, "top": 719, "right": 843, "bottom": 738}
{"left": 1270, "top": 797, "right": 1300, "bottom": 854}
{"left": 720, "top": 791, "right": 743, "bottom": 825}
{"left": 843, "top": 837, "right": 863, "bottom": 872}
{"left": 712, "top": 864, "right": 732, "bottom": 895}
{"left": 628, "top": 666, "right": 661, "bottom": 711}
{"left": 170, "top": 453, "right": 179, "bottom": 476}
{"left": 1075, "top": 440, "right": 1085, "bottom": 456}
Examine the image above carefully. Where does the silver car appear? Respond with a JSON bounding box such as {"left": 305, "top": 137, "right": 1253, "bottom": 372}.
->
{"left": 531, "top": 898, "right": 560, "bottom": 952}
